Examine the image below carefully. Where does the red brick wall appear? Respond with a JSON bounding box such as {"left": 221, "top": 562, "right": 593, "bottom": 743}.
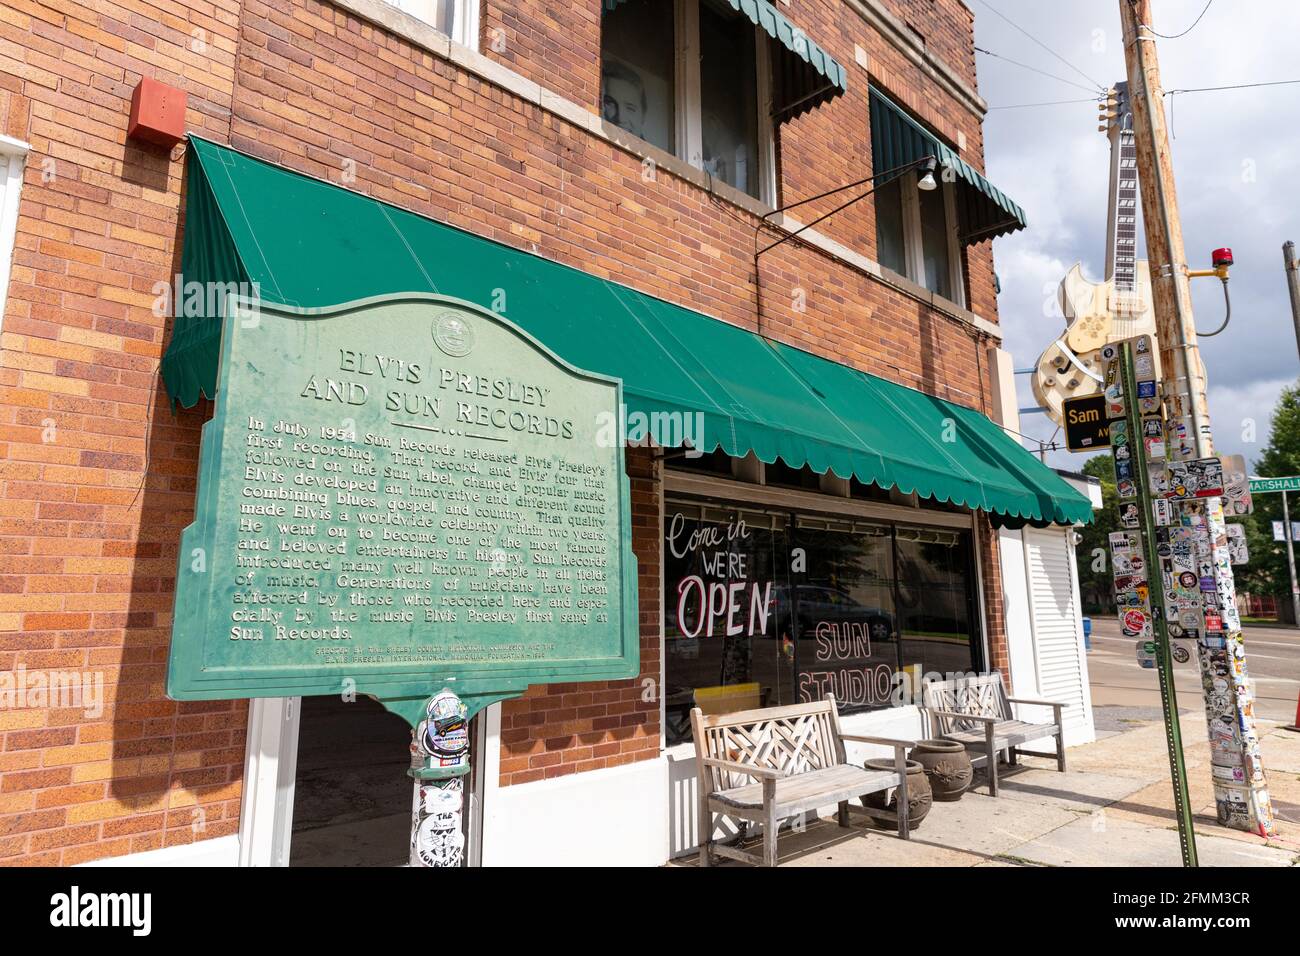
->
{"left": 0, "top": 0, "right": 244, "bottom": 865}
{"left": 480, "top": 1, "right": 602, "bottom": 111}
{"left": 0, "top": 0, "right": 1007, "bottom": 862}
{"left": 497, "top": 445, "right": 660, "bottom": 785}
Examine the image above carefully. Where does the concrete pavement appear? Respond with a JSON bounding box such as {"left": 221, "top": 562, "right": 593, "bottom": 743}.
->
{"left": 678, "top": 718, "right": 1300, "bottom": 867}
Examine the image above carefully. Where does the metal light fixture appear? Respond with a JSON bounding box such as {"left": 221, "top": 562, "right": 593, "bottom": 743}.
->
{"left": 916, "top": 155, "right": 939, "bottom": 191}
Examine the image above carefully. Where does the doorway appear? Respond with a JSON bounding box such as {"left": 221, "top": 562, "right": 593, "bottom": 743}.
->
{"left": 289, "top": 695, "right": 412, "bottom": 867}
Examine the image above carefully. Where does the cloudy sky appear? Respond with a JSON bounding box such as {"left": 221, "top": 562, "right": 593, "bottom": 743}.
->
{"left": 972, "top": 0, "right": 1300, "bottom": 472}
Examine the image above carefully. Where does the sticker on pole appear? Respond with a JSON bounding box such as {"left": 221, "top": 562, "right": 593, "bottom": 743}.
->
{"left": 1166, "top": 458, "right": 1224, "bottom": 500}
{"left": 1121, "top": 607, "right": 1150, "bottom": 638}
{"left": 1135, "top": 640, "right": 1157, "bottom": 669}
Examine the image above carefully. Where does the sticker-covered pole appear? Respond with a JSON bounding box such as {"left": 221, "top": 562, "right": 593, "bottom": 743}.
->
{"left": 408, "top": 688, "right": 471, "bottom": 868}
{"left": 1120, "top": 0, "right": 1274, "bottom": 837}
{"left": 1117, "top": 342, "right": 1197, "bottom": 867}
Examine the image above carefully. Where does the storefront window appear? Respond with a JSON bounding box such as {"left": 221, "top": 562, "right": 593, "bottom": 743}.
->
{"left": 791, "top": 523, "right": 899, "bottom": 713}
{"left": 664, "top": 507, "right": 794, "bottom": 745}
{"left": 665, "top": 501, "right": 981, "bottom": 744}
{"left": 699, "top": 0, "right": 760, "bottom": 198}
{"left": 600, "top": 0, "right": 676, "bottom": 154}
{"left": 895, "top": 526, "right": 978, "bottom": 677}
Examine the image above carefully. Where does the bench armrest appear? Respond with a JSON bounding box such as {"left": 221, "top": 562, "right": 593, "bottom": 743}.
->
{"left": 841, "top": 734, "right": 917, "bottom": 751}
{"left": 928, "top": 709, "right": 998, "bottom": 725}
{"left": 700, "top": 756, "right": 782, "bottom": 781}
{"left": 1007, "top": 696, "right": 1067, "bottom": 709}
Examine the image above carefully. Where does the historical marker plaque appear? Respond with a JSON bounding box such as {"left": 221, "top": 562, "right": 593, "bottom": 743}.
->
{"left": 167, "top": 294, "right": 638, "bottom": 721}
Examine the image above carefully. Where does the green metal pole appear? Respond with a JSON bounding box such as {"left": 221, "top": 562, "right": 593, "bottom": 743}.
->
{"left": 1119, "top": 343, "right": 1198, "bottom": 867}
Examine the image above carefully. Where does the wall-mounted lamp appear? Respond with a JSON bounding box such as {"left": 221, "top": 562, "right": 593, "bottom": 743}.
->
{"left": 916, "top": 155, "right": 939, "bottom": 192}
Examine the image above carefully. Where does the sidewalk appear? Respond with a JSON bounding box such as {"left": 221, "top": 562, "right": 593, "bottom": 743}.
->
{"left": 679, "top": 718, "right": 1300, "bottom": 867}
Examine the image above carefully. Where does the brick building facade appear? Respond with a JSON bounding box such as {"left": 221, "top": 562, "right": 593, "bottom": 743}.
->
{"left": 0, "top": 0, "right": 1089, "bottom": 866}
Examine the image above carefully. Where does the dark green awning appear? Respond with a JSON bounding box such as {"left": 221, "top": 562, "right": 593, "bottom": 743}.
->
{"left": 870, "top": 87, "right": 1027, "bottom": 243}
{"left": 604, "top": 0, "right": 846, "bottom": 119}
{"left": 161, "top": 137, "right": 1090, "bottom": 526}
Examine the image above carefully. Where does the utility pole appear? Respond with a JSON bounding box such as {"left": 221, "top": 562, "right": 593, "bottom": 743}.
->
{"left": 1120, "top": 0, "right": 1275, "bottom": 837}
{"left": 1285, "top": 241, "right": 1300, "bottom": 364}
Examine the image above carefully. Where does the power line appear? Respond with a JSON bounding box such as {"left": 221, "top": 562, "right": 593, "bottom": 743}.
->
{"left": 1166, "top": 78, "right": 1300, "bottom": 95}
{"left": 972, "top": 0, "right": 1105, "bottom": 92}
{"left": 975, "top": 46, "right": 1101, "bottom": 95}
{"left": 1132, "top": 0, "right": 1215, "bottom": 40}
{"left": 987, "top": 96, "right": 1100, "bottom": 111}
{"left": 987, "top": 78, "right": 1300, "bottom": 111}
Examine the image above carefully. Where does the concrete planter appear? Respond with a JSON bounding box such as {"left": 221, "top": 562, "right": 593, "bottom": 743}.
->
{"left": 861, "top": 758, "right": 932, "bottom": 830}
{"left": 909, "top": 739, "right": 973, "bottom": 801}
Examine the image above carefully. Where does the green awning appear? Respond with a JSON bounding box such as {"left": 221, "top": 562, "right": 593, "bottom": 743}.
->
{"left": 161, "top": 137, "right": 1090, "bottom": 526}
{"left": 870, "top": 87, "right": 1027, "bottom": 243}
{"left": 604, "top": 0, "right": 846, "bottom": 120}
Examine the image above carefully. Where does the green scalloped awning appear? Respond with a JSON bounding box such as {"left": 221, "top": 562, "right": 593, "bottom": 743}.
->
{"left": 161, "top": 137, "right": 1091, "bottom": 526}
{"left": 604, "top": 0, "right": 846, "bottom": 119}
{"left": 870, "top": 86, "right": 1027, "bottom": 244}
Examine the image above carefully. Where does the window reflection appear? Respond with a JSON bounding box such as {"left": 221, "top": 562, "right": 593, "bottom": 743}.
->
{"left": 790, "top": 526, "right": 898, "bottom": 714}
{"left": 895, "top": 526, "right": 976, "bottom": 677}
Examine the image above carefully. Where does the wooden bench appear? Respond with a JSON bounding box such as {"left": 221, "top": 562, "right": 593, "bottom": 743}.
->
{"left": 691, "top": 696, "right": 914, "bottom": 867}
{"left": 921, "top": 672, "right": 1067, "bottom": 797}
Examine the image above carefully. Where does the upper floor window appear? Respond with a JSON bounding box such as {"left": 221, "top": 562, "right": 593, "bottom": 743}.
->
{"left": 601, "top": 0, "right": 776, "bottom": 204}
{"left": 870, "top": 86, "right": 1030, "bottom": 307}
{"left": 390, "top": 0, "right": 479, "bottom": 49}
{"left": 874, "top": 166, "right": 963, "bottom": 305}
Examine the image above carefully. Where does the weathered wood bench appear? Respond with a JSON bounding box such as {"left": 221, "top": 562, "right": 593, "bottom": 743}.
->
{"left": 691, "top": 696, "right": 914, "bottom": 867}
{"left": 921, "top": 672, "right": 1067, "bottom": 797}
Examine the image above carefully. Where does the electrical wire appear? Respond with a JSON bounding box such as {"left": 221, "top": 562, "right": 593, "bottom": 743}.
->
{"left": 1165, "top": 78, "right": 1300, "bottom": 95}
{"left": 972, "top": 0, "right": 1105, "bottom": 93}
{"left": 986, "top": 78, "right": 1300, "bottom": 112}
{"left": 987, "top": 97, "right": 1101, "bottom": 111}
{"left": 1196, "top": 280, "right": 1232, "bottom": 337}
{"left": 975, "top": 46, "right": 1101, "bottom": 95}
{"left": 1133, "top": 0, "right": 1214, "bottom": 40}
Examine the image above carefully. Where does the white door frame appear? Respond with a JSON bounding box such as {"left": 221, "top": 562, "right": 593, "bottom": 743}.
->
{"left": 238, "top": 695, "right": 492, "bottom": 865}
{"left": 237, "top": 697, "right": 301, "bottom": 867}
{"left": 0, "top": 135, "right": 30, "bottom": 330}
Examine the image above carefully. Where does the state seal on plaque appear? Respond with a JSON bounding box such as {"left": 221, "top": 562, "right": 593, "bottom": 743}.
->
{"left": 434, "top": 311, "right": 475, "bottom": 357}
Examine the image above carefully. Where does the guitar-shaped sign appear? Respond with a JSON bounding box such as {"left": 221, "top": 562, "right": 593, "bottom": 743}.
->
{"left": 1031, "top": 82, "right": 1158, "bottom": 425}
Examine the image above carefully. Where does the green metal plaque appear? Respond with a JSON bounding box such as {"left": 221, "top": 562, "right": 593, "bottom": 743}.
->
{"left": 167, "top": 294, "right": 638, "bottom": 724}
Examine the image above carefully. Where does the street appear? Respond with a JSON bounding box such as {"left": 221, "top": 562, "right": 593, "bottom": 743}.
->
{"left": 1087, "top": 617, "right": 1300, "bottom": 724}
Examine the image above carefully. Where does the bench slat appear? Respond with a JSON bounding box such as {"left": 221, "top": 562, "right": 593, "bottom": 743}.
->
{"left": 710, "top": 765, "right": 899, "bottom": 815}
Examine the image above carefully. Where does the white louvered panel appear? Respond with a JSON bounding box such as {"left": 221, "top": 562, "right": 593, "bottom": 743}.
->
{"left": 1024, "top": 529, "right": 1088, "bottom": 735}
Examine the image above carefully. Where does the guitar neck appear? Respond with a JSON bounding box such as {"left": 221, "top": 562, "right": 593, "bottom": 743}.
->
{"left": 1104, "top": 82, "right": 1140, "bottom": 327}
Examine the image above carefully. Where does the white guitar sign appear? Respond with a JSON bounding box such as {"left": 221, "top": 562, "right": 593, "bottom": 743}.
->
{"left": 1031, "top": 82, "right": 1158, "bottom": 425}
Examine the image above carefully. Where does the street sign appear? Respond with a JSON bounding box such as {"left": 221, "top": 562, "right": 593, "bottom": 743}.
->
{"left": 1249, "top": 475, "right": 1300, "bottom": 494}
{"left": 1063, "top": 393, "right": 1109, "bottom": 451}
{"left": 166, "top": 294, "right": 639, "bottom": 725}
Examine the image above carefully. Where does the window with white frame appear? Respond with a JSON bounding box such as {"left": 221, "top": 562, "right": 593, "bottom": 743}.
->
{"left": 874, "top": 162, "right": 965, "bottom": 306}
{"left": 601, "top": 0, "right": 776, "bottom": 205}
{"left": 390, "top": 0, "right": 479, "bottom": 49}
